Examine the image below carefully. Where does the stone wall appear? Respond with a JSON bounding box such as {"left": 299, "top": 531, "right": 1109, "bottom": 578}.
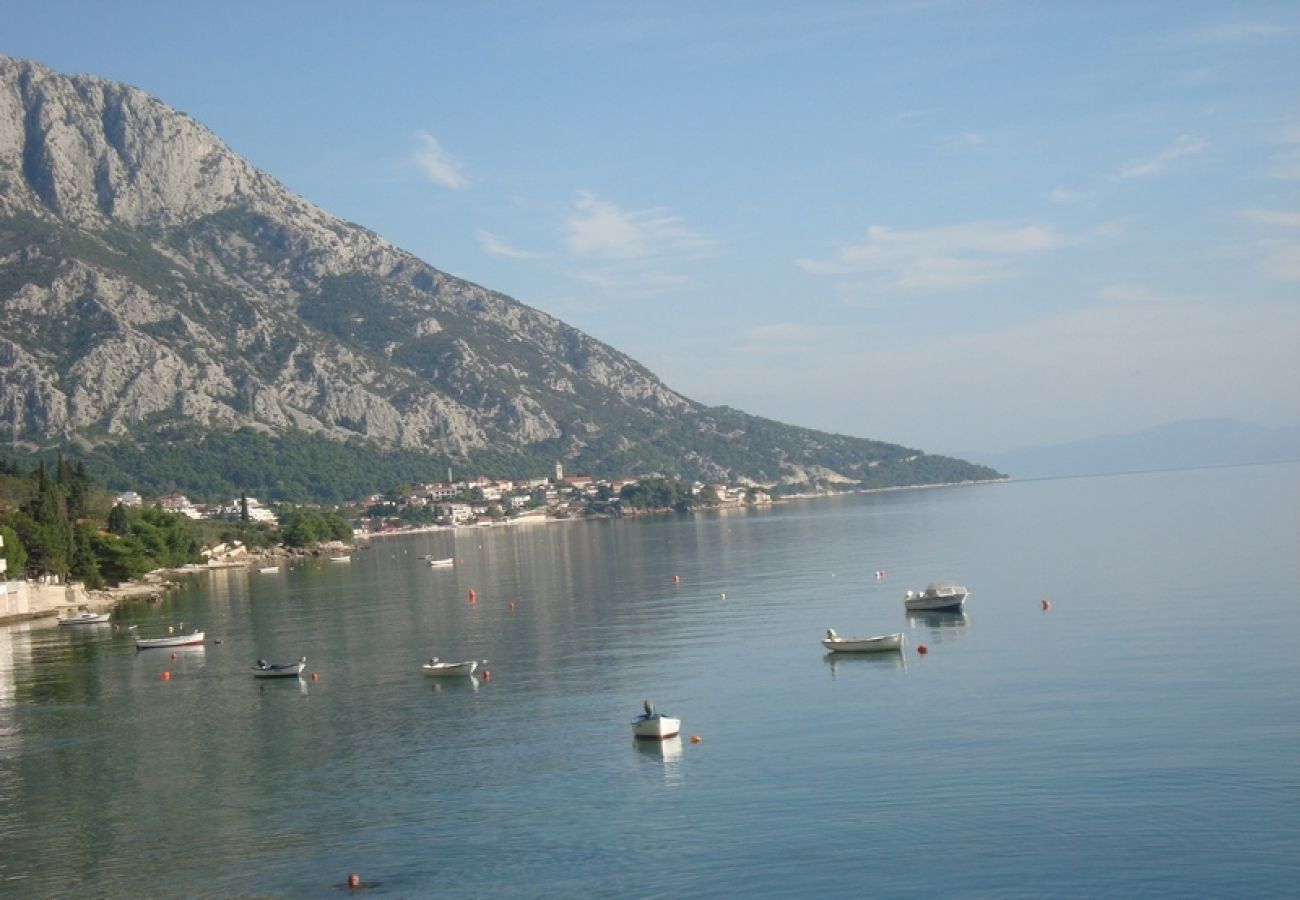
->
{"left": 0, "top": 580, "right": 94, "bottom": 625}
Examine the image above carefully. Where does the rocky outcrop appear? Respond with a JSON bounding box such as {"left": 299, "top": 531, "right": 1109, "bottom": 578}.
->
{"left": 0, "top": 55, "right": 1000, "bottom": 490}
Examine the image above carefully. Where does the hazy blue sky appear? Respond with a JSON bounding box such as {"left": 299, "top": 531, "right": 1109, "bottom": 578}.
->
{"left": 6, "top": 1, "right": 1298, "bottom": 454}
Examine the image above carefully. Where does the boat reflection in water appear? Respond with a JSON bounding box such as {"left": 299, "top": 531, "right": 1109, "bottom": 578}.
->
{"left": 824, "top": 651, "right": 907, "bottom": 677}
{"left": 633, "top": 734, "right": 683, "bottom": 786}
{"left": 905, "top": 609, "right": 969, "bottom": 644}
{"left": 429, "top": 674, "right": 480, "bottom": 694}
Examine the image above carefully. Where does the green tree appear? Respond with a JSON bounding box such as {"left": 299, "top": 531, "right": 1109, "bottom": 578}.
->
{"left": 0, "top": 523, "right": 27, "bottom": 576}
{"left": 107, "top": 503, "right": 130, "bottom": 535}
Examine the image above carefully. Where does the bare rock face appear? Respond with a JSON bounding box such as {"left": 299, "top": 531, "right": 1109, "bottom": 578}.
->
{"left": 0, "top": 54, "right": 988, "bottom": 489}
{"left": 0, "top": 55, "right": 696, "bottom": 457}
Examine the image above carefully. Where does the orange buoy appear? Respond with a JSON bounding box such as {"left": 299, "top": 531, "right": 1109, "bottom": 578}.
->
{"left": 482, "top": 670, "right": 492, "bottom": 681}
{"left": 690, "top": 734, "right": 702, "bottom": 744}
{"left": 917, "top": 644, "right": 928, "bottom": 655}
{"left": 468, "top": 588, "right": 477, "bottom": 602}
{"left": 1041, "top": 599, "right": 1052, "bottom": 610}
{"left": 162, "top": 671, "right": 171, "bottom": 680}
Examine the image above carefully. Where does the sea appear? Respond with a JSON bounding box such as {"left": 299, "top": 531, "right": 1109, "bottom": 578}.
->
{"left": 1, "top": 462, "right": 1297, "bottom": 898}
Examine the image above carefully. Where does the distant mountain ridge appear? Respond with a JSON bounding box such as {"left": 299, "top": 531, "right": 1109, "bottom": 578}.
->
{"left": 0, "top": 54, "right": 999, "bottom": 500}
{"left": 960, "top": 419, "right": 1300, "bottom": 479}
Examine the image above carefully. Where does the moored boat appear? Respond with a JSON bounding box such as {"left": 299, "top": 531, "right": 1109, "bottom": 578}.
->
{"left": 427, "top": 557, "right": 454, "bottom": 568}
{"left": 57, "top": 610, "right": 112, "bottom": 626}
{"left": 329, "top": 555, "right": 351, "bottom": 563}
{"left": 422, "top": 657, "right": 481, "bottom": 677}
{"left": 904, "top": 582, "right": 969, "bottom": 612}
{"left": 632, "top": 700, "right": 681, "bottom": 740}
{"left": 252, "top": 656, "right": 307, "bottom": 678}
{"left": 134, "top": 626, "right": 205, "bottom": 649}
{"left": 258, "top": 565, "right": 280, "bottom": 574}
{"left": 821, "top": 628, "right": 904, "bottom": 653}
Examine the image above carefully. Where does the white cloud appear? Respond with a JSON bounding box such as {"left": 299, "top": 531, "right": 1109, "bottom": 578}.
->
{"left": 412, "top": 131, "right": 468, "bottom": 189}
{"left": 738, "top": 323, "right": 831, "bottom": 354}
{"left": 559, "top": 191, "right": 717, "bottom": 298}
{"left": 1239, "top": 209, "right": 1300, "bottom": 228}
{"left": 796, "top": 221, "right": 1064, "bottom": 290}
{"left": 1115, "top": 135, "right": 1208, "bottom": 179}
{"left": 1256, "top": 240, "right": 1300, "bottom": 280}
{"left": 476, "top": 229, "right": 545, "bottom": 260}
{"left": 1047, "top": 187, "right": 1083, "bottom": 205}
{"left": 1098, "top": 285, "right": 1158, "bottom": 304}
{"left": 564, "top": 190, "right": 716, "bottom": 260}
{"left": 1163, "top": 22, "right": 1291, "bottom": 47}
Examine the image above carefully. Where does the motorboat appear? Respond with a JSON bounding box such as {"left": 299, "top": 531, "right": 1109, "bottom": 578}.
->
{"left": 427, "top": 557, "right": 454, "bottom": 568}
{"left": 904, "top": 582, "right": 969, "bottom": 612}
{"left": 258, "top": 565, "right": 280, "bottom": 574}
{"left": 632, "top": 701, "right": 681, "bottom": 740}
{"left": 57, "top": 610, "right": 112, "bottom": 626}
{"left": 252, "top": 656, "right": 307, "bottom": 678}
{"left": 329, "top": 555, "right": 351, "bottom": 563}
{"left": 821, "top": 628, "right": 904, "bottom": 653}
{"left": 134, "top": 626, "right": 205, "bottom": 649}
{"left": 422, "top": 657, "right": 481, "bottom": 677}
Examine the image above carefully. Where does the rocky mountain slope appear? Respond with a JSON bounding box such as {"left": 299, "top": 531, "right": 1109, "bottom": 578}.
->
{"left": 0, "top": 55, "right": 999, "bottom": 498}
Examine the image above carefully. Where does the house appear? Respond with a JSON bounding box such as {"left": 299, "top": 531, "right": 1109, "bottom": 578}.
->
{"left": 115, "top": 491, "right": 143, "bottom": 507}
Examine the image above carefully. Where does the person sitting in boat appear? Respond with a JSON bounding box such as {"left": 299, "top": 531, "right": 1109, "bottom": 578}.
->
{"left": 256, "top": 659, "right": 269, "bottom": 669}
{"left": 643, "top": 699, "right": 655, "bottom": 719}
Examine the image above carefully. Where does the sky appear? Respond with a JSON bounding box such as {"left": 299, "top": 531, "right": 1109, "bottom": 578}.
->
{"left": 5, "top": 1, "right": 1299, "bottom": 455}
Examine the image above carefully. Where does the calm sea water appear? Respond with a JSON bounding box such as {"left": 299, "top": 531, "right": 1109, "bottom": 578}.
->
{"left": 2, "top": 463, "right": 1298, "bottom": 898}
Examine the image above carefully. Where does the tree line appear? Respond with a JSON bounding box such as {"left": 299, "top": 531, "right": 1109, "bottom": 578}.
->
{"left": 0, "top": 458, "right": 352, "bottom": 589}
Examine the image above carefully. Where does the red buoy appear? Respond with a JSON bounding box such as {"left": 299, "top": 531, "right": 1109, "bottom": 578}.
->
{"left": 690, "top": 734, "right": 702, "bottom": 744}
{"left": 162, "top": 671, "right": 171, "bottom": 680}
{"left": 672, "top": 574, "right": 681, "bottom": 584}
{"left": 311, "top": 672, "right": 319, "bottom": 681}
{"left": 482, "top": 670, "right": 492, "bottom": 681}
{"left": 1041, "top": 599, "right": 1052, "bottom": 610}
{"left": 917, "top": 644, "right": 928, "bottom": 655}
{"left": 468, "top": 588, "right": 477, "bottom": 602}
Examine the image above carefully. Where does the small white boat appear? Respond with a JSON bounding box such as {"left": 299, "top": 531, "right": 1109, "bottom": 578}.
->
{"left": 427, "top": 557, "right": 454, "bottom": 568}
{"left": 632, "top": 701, "right": 681, "bottom": 740}
{"left": 422, "top": 657, "right": 481, "bottom": 677}
{"left": 57, "top": 611, "right": 112, "bottom": 626}
{"left": 904, "top": 582, "right": 969, "bottom": 612}
{"left": 329, "top": 555, "right": 351, "bottom": 563}
{"left": 258, "top": 565, "right": 280, "bottom": 574}
{"left": 821, "top": 628, "right": 904, "bottom": 653}
{"left": 134, "top": 627, "right": 205, "bottom": 650}
{"left": 252, "top": 656, "right": 307, "bottom": 678}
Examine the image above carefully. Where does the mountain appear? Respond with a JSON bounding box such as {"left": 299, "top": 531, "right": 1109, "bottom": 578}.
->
{"left": 0, "top": 55, "right": 999, "bottom": 501}
{"left": 960, "top": 419, "right": 1300, "bottom": 479}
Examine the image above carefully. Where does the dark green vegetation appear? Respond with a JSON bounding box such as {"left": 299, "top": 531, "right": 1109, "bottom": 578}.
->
{"left": 0, "top": 458, "right": 351, "bottom": 587}
{"left": 0, "top": 457, "right": 200, "bottom": 588}
{"left": 0, "top": 419, "right": 999, "bottom": 507}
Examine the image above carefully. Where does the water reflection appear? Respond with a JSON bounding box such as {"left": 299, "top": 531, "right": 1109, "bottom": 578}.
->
{"left": 824, "top": 651, "right": 907, "bottom": 677}
{"left": 429, "top": 675, "right": 480, "bottom": 693}
{"left": 633, "top": 735, "right": 683, "bottom": 785}
{"left": 905, "top": 609, "right": 969, "bottom": 643}
{"left": 135, "top": 644, "right": 207, "bottom": 671}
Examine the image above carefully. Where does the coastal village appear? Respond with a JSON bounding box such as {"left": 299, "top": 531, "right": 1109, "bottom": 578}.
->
{"left": 0, "top": 463, "right": 774, "bottom": 625}
{"left": 127, "top": 462, "right": 773, "bottom": 534}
